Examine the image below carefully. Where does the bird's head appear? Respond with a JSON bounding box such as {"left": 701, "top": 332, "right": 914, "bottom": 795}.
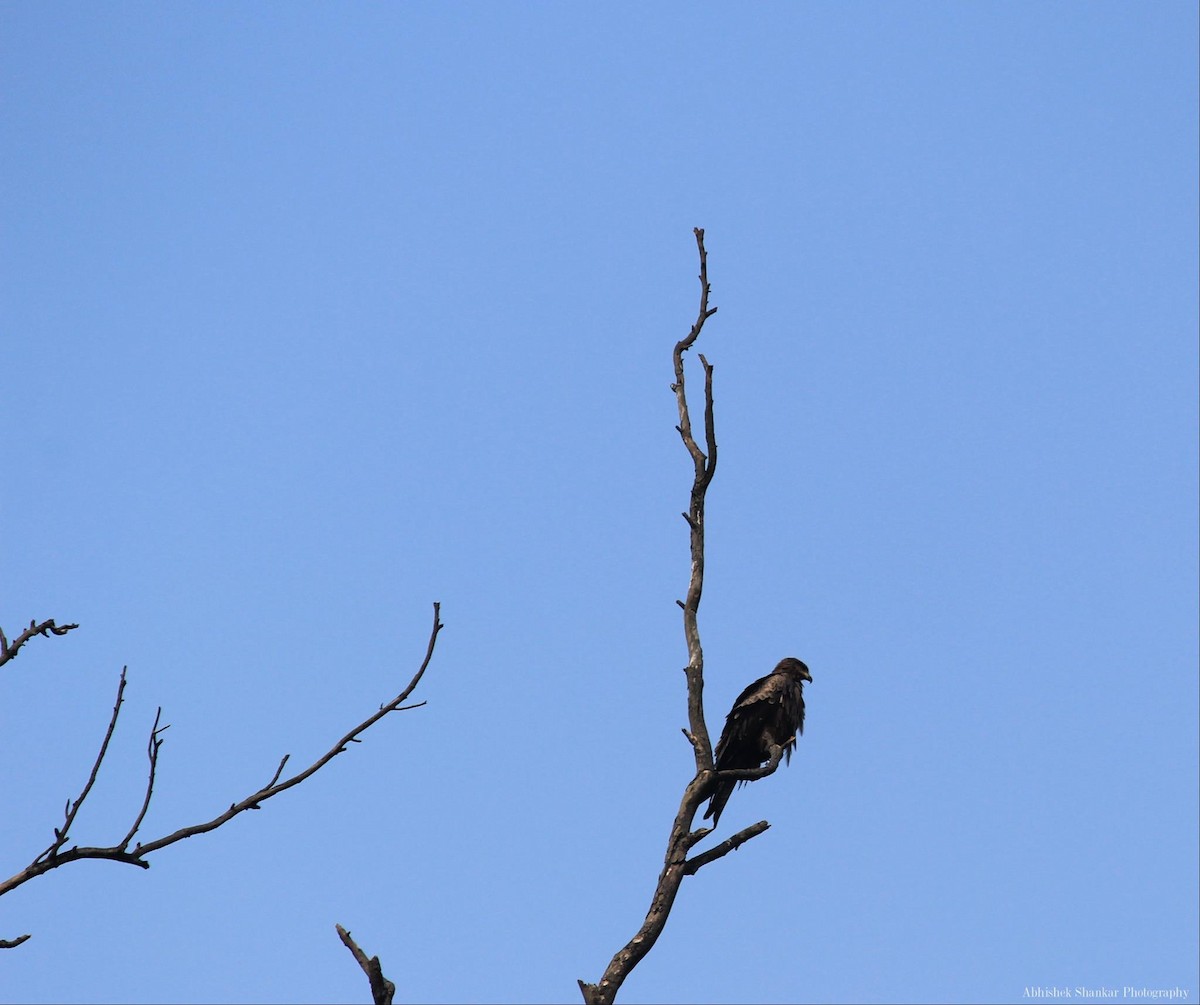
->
{"left": 775, "top": 657, "right": 812, "bottom": 683}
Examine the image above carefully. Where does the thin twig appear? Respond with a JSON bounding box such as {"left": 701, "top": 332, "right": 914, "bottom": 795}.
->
{"left": 35, "top": 668, "right": 129, "bottom": 865}
{"left": 0, "top": 934, "right": 32, "bottom": 949}
{"left": 0, "top": 618, "right": 79, "bottom": 669}
{"left": 119, "top": 709, "right": 168, "bottom": 850}
{"left": 336, "top": 924, "right": 396, "bottom": 1005}
{"left": 263, "top": 755, "right": 291, "bottom": 791}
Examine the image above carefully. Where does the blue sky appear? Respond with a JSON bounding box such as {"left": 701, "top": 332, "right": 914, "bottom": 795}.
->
{"left": 2, "top": 3, "right": 1197, "bottom": 1003}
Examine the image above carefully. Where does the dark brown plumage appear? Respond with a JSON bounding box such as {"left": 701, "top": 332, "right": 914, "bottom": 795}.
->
{"left": 703, "top": 657, "right": 811, "bottom": 826}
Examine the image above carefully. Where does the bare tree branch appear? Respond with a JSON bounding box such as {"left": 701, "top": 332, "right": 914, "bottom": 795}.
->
{"left": 0, "top": 934, "right": 31, "bottom": 950}
{"left": 683, "top": 820, "right": 770, "bottom": 876}
{"left": 714, "top": 740, "right": 788, "bottom": 783}
{"left": 336, "top": 924, "right": 396, "bottom": 1005}
{"left": 0, "top": 618, "right": 78, "bottom": 669}
{"left": 118, "top": 708, "right": 168, "bottom": 851}
{"left": 35, "top": 667, "right": 131, "bottom": 866}
{"left": 0, "top": 603, "right": 444, "bottom": 911}
{"left": 580, "top": 228, "right": 749, "bottom": 1005}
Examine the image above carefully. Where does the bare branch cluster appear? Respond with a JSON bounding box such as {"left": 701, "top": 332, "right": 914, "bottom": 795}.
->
{"left": 578, "top": 230, "right": 783, "bottom": 1005}
{"left": 1, "top": 603, "right": 444, "bottom": 956}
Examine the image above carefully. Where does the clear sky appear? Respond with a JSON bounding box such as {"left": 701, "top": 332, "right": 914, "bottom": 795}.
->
{"left": 2, "top": 4, "right": 1197, "bottom": 1004}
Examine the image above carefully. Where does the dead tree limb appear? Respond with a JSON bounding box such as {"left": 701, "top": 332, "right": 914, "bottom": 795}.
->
{"left": 0, "top": 618, "right": 78, "bottom": 669}
{"left": 335, "top": 924, "right": 396, "bottom": 1005}
{"left": 0, "top": 603, "right": 444, "bottom": 930}
{"left": 682, "top": 820, "right": 771, "bottom": 876}
{"left": 578, "top": 230, "right": 773, "bottom": 1005}
{"left": 38, "top": 666, "right": 134, "bottom": 865}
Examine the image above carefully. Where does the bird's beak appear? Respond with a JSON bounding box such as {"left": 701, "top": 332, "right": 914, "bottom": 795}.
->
{"left": 802, "top": 669, "right": 813, "bottom": 683}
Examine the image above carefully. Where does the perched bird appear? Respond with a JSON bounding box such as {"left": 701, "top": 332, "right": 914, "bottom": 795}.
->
{"left": 703, "top": 657, "right": 812, "bottom": 826}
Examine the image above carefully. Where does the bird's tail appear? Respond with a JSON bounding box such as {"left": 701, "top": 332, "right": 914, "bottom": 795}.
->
{"left": 703, "top": 780, "right": 734, "bottom": 826}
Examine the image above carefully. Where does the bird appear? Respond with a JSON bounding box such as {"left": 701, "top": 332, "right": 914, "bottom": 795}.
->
{"left": 703, "top": 657, "right": 812, "bottom": 826}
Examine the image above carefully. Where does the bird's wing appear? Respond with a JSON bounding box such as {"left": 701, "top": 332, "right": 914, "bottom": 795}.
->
{"left": 714, "top": 673, "right": 783, "bottom": 766}
{"left": 728, "top": 672, "right": 777, "bottom": 711}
